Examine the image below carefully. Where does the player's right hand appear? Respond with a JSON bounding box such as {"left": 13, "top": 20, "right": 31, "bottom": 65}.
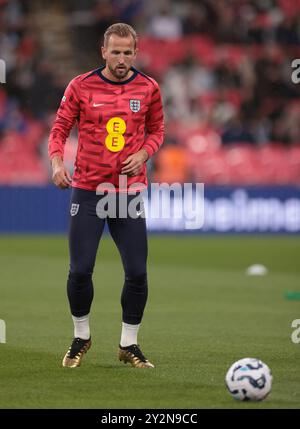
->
{"left": 52, "top": 157, "right": 72, "bottom": 189}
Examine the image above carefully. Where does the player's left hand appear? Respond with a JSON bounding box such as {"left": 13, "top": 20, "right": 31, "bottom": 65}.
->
{"left": 121, "top": 149, "right": 148, "bottom": 176}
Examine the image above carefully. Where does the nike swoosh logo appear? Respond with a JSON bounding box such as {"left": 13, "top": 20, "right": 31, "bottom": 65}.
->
{"left": 93, "top": 103, "right": 105, "bottom": 107}
{"left": 136, "top": 210, "right": 144, "bottom": 216}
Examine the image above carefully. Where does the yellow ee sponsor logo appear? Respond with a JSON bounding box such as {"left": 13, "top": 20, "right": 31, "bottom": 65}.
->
{"left": 105, "top": 117, "right": 126, "bottom": 152}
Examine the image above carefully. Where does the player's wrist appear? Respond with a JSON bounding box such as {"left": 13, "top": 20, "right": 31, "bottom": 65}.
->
{"left": 139, "top": 148, "right": 149, "bottom": 162}
{"left": 51, "top": 155, "right": 63, "bottom": 170}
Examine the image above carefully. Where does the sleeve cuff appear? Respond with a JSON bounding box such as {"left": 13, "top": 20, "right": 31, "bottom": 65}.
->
{"left": 49, "top": 152, "right": 63, "bottom": 161}
{"left": 143, "top": 145, "right": 154, "bottom": 159}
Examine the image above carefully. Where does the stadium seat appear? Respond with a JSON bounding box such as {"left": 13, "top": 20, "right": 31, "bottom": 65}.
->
{"left": 258, "top": 144, "right": 291, "bottom": 184}
{"left": 287, "top": 145, "right": 300, "bottom": 182}
{"left": 224, "top": 145, "right": 262, "bottom": 185}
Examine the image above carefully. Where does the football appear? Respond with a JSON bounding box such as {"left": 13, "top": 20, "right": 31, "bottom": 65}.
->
{"left": 225, "top": 358, "right": 272, "bottom": 401}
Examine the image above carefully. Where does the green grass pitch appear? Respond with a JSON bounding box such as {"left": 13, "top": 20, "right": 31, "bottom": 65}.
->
{"left": 0, "top": 235, "right": 299, "bottom": 409}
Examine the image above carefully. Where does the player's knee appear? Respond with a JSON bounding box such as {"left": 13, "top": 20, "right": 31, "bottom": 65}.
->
{"left": 124, "top": 273, "right": 147, "bottom": 291}
{"left": 68, "top": 271, "right": 92, "bottom": 289}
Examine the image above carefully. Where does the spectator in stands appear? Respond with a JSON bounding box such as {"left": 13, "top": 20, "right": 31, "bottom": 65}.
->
{"left": 182, "top": 0, "right": 218, "bottom": 36}
{"left": 221, "top": 113, "right": 256, "bottom": 145}
{"left": 149, "top": 3, "right": 183, "bottom": 39}
{"left": 153, "top": 137, "right": 191, "bottom": 184}
{"left": 1, "top": 0, "right": 300, "bottom": 186}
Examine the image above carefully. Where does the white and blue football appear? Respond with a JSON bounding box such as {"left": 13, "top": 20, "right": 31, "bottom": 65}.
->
{"left": 225, "top": 358, "right": 272, "bottom": 401}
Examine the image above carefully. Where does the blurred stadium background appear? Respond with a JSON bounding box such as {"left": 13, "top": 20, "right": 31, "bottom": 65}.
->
{"left": 1, "top": 0, "right": 300, "bottom": 409}
{"left": 1, "top": 0, "right": 300, "bottom": 232}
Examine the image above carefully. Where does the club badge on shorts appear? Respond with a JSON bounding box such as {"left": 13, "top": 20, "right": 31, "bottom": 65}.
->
{"left": 129, "top": 99, "right": 140, "bottom": 113}
{"left": 70, "top": 203, "right": 80, "bottom": 216}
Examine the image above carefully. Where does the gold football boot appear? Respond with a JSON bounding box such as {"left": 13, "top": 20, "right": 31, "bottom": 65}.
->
{"left": 118, "top": 344, "right": 154, "bottom": 368}
{"left": 62, "top": 337, "right": 91, "bottom": 368}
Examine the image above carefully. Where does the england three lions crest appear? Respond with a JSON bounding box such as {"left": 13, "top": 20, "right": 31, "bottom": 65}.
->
{"left": 129, "top": 99, "right": 140, "bottom": 113}
{"left": 70, "top": 203, "right": 80, "bottom": 216}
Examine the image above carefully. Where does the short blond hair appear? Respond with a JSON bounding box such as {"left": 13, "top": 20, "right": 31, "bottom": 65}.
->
{"left": 103, "top": 23, "right": 138, "bottom": 49}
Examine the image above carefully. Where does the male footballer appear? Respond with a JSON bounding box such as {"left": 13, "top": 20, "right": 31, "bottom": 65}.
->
{"left": 48, "top": 23, "right": 164, "bottom": 368}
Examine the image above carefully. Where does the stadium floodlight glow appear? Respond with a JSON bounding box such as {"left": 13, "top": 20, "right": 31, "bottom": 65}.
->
{"left": 0, "top": 319, "right": 6, "bottom": 343}
{"left": 0, "top": 59, "right": 6, "bottom": 84}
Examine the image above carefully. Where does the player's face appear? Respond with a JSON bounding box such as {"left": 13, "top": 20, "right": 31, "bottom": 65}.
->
{"left": 102, "top": 35, "right": 137, "bottom": 80}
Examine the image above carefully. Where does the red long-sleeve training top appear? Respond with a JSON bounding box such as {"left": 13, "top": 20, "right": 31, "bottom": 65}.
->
{"left": 48, "top": 66, "right": 164, "bottom": 192}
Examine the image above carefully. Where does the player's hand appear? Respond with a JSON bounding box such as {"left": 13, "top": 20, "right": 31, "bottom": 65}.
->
{"left": 121, "top": 149, "right": 148, "bottom": 176}
{"left": 51, "top": 156, "right": 72, "bottom": 189}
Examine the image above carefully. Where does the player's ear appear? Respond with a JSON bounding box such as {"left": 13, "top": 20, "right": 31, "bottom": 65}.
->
{"left": 101, "top": 46, "right": 106, "bottom": 61}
